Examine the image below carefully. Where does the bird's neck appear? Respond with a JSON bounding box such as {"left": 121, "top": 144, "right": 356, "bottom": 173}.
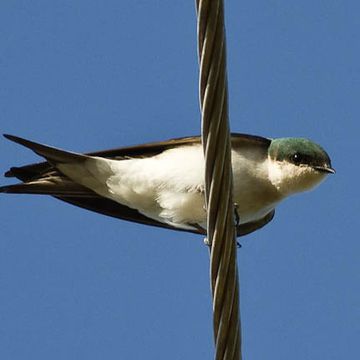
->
{"left": 231, "top": 152, "right": 283, "bottom": 218}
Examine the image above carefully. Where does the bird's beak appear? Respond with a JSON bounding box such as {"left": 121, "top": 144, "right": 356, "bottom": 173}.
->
{"left": 313, "top": 166, "right": 336, "bottom": 174}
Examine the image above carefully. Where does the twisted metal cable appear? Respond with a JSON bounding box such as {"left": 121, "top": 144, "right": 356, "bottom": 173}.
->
{"left": 195, "top": 1, "right": 242, "bottom": 359}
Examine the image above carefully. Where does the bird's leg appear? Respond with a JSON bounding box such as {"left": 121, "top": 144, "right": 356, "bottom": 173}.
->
{"left": 234, "top": 203, "right": 240, "bottom": 227}
{"left": 234, "top": 203, "right": 242, "bottom": 248}
{"left": 201, "top": 204, "right": 212, "bottom": 247}
{"left": 201, "top": 206, "right": 242, "bottom": 248}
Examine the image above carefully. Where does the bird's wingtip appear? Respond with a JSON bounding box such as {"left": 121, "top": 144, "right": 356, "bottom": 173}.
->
{"left": 3, "top": 134, "right": 30, "bottom": 146}
{"left": 3, "top": 133, "right": 14, "bottom": 140}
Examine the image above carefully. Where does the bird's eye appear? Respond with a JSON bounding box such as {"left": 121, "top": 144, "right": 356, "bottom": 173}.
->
{"left": 291, "top": 153, "right": 302, "bottom": 164}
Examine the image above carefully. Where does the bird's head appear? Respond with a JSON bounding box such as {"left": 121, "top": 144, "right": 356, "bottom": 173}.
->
{"left": 268, "top": 138, "right": 335, "bottom": 195}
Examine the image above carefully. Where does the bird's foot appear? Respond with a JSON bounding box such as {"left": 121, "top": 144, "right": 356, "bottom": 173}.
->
{"left": 203, "top": 237, "right": 212, "bottom": 247}
{"left": 205, "top": 237, "right": 241, "bottom": 249}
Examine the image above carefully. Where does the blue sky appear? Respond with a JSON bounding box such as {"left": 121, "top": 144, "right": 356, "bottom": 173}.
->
{"left": 0, "top": 1, "right": 358, "bottom": 359}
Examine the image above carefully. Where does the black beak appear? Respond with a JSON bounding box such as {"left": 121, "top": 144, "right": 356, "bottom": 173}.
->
{"left": 313, "top": 166, "right": 336, "bottom": 174}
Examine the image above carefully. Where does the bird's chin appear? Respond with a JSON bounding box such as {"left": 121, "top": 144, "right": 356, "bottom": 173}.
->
{"left": 268, "top": 160, "right": 332, "bottom": 196}
{"left": 295, "top": 169, "right": 328, "bottom": 193}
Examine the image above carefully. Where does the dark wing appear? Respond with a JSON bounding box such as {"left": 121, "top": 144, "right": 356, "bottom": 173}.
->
{"left": 236, "top": 210, "right": 275, "bottom": 237}
{"left": 4, "top": 132, "right": 271, "bottom": 178}
{"left": 2, "top": 133, "right": 273, "bottom": 237}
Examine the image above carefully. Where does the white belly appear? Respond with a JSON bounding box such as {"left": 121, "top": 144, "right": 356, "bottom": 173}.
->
{"left": 58, "top": 144, "right": 281, "bottom": 231}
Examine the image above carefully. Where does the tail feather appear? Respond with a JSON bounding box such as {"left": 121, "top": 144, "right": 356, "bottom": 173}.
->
{"left": 3, "top": 134, "right": 88, "bottom": 164}
{"left": 2, "top": 135, "right": 95, "bottom": 197}
{"left": 0, "top": 178, "right": 95, "bottom": 197}
{"left": 5, "top": 164, "right": 52, "bottom": 180}
{"left": 2, "top": 135, "right": 108, "bottom": 198}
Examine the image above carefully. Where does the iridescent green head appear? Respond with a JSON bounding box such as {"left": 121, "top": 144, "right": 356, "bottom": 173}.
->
{"left": 268, "top": 138, "right": 334, "bottom": 174}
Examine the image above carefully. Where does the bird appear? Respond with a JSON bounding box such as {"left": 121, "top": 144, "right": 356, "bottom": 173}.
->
{"left": 0, "top": 133, "right": 334, "bottom": 237}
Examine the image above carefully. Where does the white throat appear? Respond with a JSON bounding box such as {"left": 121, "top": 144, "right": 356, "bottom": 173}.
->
{"left": 267, "top": 157, "right": 327, "bottom": 196}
